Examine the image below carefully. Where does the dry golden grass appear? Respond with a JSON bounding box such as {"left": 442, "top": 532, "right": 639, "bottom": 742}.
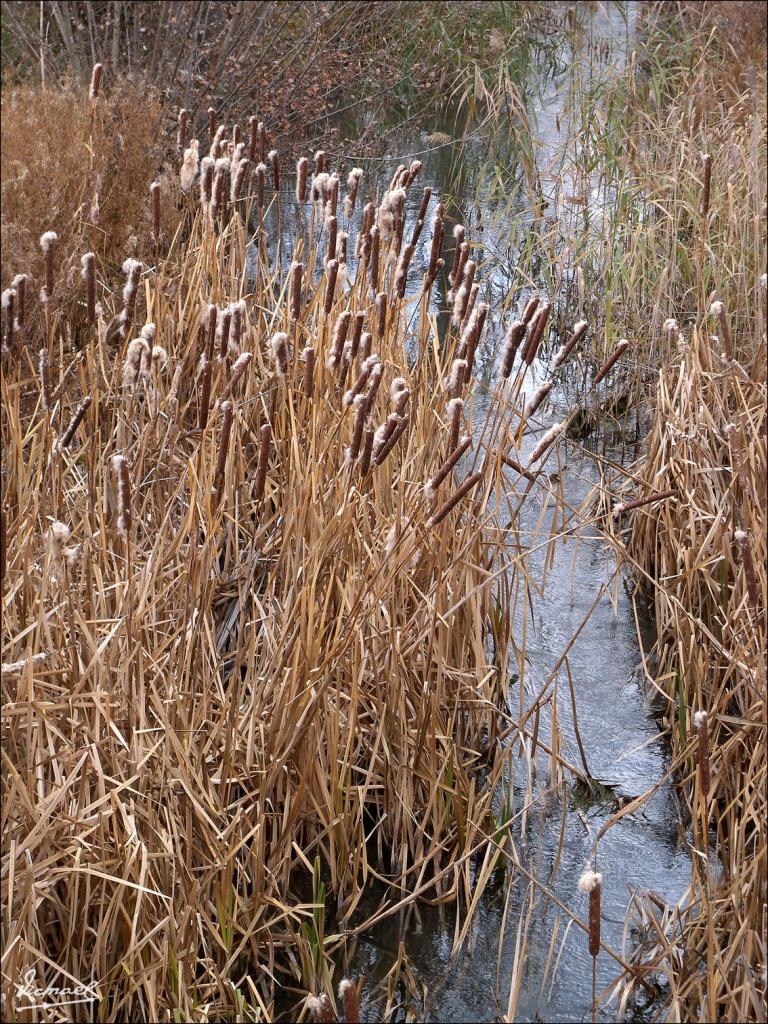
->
{"left": 1, "top": 80, "right": 177, "bottom": 330}
{"left": 1, "top": 76, "right": 623, "bottom": 1021}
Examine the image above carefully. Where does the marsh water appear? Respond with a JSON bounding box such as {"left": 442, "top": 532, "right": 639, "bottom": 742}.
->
{"left": 253, "top": 3, "right": 692, "bottom": 1020}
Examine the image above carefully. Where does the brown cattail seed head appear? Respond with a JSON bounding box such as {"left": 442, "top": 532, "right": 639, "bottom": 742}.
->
{"left": 501, "top": 320, "right": 526, "bottom": 378}
{"left": 111, "top": 455, "right": 132, "bottom": 537}
{"left": 592, "top": 338, "right": 629, "bottom": 386}
{"left": 80, "top": 253, "right": 96, "bottom": 325}
{"left": 2, "top": 289, "right": 15, "bottom": 349}
{"left": 208, "top": 107, "right": 216, "bottom": 139}
{"left": 40, "top": 231, "right": 58, "bottom": 303}
{"left": 270, "top": 332, "right": 289, "bottom": 378}
{"left": 700, "top": 153, "right": 712, "bottom": 218}
{"left": 427, "top": 471, "right": 482, "bottom": 528}
{"left": 324, "top": 260, "right": 339, "bottom": 315}
{"left": 296, "top": 157, "right": 309, "bottom": 203}
{"left": 303, "top": 345, "right": 315, "bottom": 398}
{"left": 254, "top": 422, "right": 272, "bottom": 501}
{"left": 150, "top": 182, "right": 161, "bottom": 241}
{"left": 213, "top": 401, "right": 234, "bottom": 497}
{"left": 198, "top": 355, "right": 212, "bottom": 429}
{"left": 578, "top": 869, "right": 602, "bottom": 957}
{"left": 268, "top": 149, "right": 280, "bottom": 191}
{"left": 339, "top": 980, "right": 360, "bottom": 1024}
{"left": 89, "top": 63, "right": 103, "bottom": 101}
{"left": 290, "top": 261, "right": 303, "bottom": 322}
{"left": 38, "top": 349, "right": 52, "bottom": 410}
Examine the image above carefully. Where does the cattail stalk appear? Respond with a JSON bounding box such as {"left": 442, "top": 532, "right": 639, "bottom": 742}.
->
{"left": 57, "top": 395, "right": 92, "bottom": 451}
{"left": 150, "top": 182, "right": 161, "bottom": 242}
{"left": 552, "top": 320, "right": 588, "bottom": 371}
{"left": 425, "top": 435, "right": 472, "bottom": 500}
{"left": 324, "top": 260, "right": 339, "bottom": 315}
{"left": 268, "top": 149, "right": 280, "bottom": 191}
{"left": 374, "top": 414, "right": 409, "bottom": 467}
{"left": 198, "top": 356, "right": 212, "bottom": 429}
{"left": 428, "top": 471, "right": 482, "bottom": 527}
{"left": 220, "top": 352, "right": 252, "bottom": 401}
{"left": 81, "top": 253, "right": 96, "bottom": 325}
{"left": 40, "top": 231, "right": 57, "bottom": 304}
{"left": 339, "top": 979, "right": 360, "bottom": 1024}
{"left": 612, "top": 489, "right": 676, "bottom": 515}
{"left": 2, "top": 289, "right": 15, "bottom": 350}
{"left": 296, "top": 157, "right": 309, "bottom": 203}
{"left": 213, "top": 401, "right": 234, "bottom": 498}
{"left": 11, "top": 274, "right": 26, "bottom": 327}
{"left": 303, "top": 346, "right": 315, "bottom": 398}
{"left": 521, "top": 302, "right": 551, "bottom": 365}
{"left": 359, "top": 425, "right": 375, "bottom": 476}
{"left": 700, "top": 153, "right": 712, "bottom": 219}
{"left": 38, "top": 349, "right": 52, "bottom": 410}
{"left": 592, "top": 339, "right": 629, "bottom": 386}
{"left": 254, "top": 423, "right": 272, "bottom": 501}
{"left": 111, "top": 455, "right": 132, "bottom": 537}
{"left": 89, "top": 63, "right": 103, "bottom": 101}
{"left": 501, "top": 321, "right": 526, "bottom": 378}
{"left": 447, "top": 397, "right": 463, "bottom": 453}
{"left": 219, "top": 309, "right": 232, "bottom": 362}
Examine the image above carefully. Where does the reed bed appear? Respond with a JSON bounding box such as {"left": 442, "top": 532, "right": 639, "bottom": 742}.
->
{"left": 0, "top": 71, "right": 611, "bottom": 1022}
{"left": 588, "top": 7, "right": 768, "bottom": 1020}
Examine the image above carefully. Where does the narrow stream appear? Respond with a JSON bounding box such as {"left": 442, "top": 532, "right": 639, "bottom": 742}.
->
{"left": 253, "top": 4, "right": 692, "bottom": 1020}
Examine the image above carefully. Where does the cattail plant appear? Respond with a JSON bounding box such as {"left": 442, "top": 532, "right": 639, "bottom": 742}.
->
{"left": 524, "top": 380, "right": 554, "bottom": 418}
{"left": 346, "top": 394, "right": 367, "bottom": 463}
{"left": 326, "top": 216, "right": 338, "bottom": 266}
{"left": 208, "top": 107, "right": 217, "bottom": 139}
{"left": 11, "top": 274, "right": 26, "bottom": 328}
{"left": 501, "top": 320, "right": 526, "bottom": 378}
{"left": 521, "top": 302, "right": 551, "bottom": 364}
{"left": 231, "top": 157, "right": 249, "bottom": 203}
{"left": 39, "top": 231, "right": 58, "bottom": 304}
{"left": 709, "top": 301, "right": 733, "bottom": 361}
{"left": 122, "top": 337, "right": 150, "bottom": 390}
{"left": 343, "top": 354, "right": 378, "bottom": 407}
{"left": 450, "top": 225, "right": 466, "bottom": 287}
{"left": 254, "top": 423, "right": 272, "bottom": 502}
{"left": 268, "top": 149, "right": 280, "bottom": 192}
{"left": 38, "top": 348, "right": 52, "bottom": 410}
{"left": 218, "top": 308, "right": 232, "bottom": 362}
{"left": 200, "top": 156, "right": 214, "bottom": 206}
{"left": 47, "top": 521, "right": 80, "bottom": 580}
{"left": 359, "top": 424, "right": 375, "bottom": 475}
{"left": 296, "top": 157, "right": 309, "bottom": 203}
{"left": 2, "top": 288, "right": 15, "bottom": 351}
{"left": 452, "top": 260, "right": 476, "bottom": 326}
{"left": 528, "top": 420, "right": 566, "bottom": 465}
{"left": 449, "top": 357, "right": 467, "bottom": 398}
{"left": 447, "top": 397, "right": 464, "bottom": 453}
{"left": 428, "top": 203, "right": 444, "bottom": 282}
{"left": 306, "top": 994, "right": 335, "bottom": 1024}
{"left": 111, "top": 455, "right": 132, "bottom": 537}
{"left": 89, "top": 63, "right": 103, "bottom": 101}
{"left": 578, "top": 867, "right": 603, "bottom": 1023}
{"left": 734, "top": 529, "right": 759, "bottom": 611}
{"left": 248, "top": 115, "right": 258, "bottom": 164}
{"left": 552, "top": 320, "right": 588, "bottom": 371}
{"left": 592, "top": 338, "right": 629, "bottom": 386}
{"left": 80, "top": 253, "right": 96, "bottom": 325}
{"left": 210, "top": 124, "right": 226, "bottom": 159}
{"left": 150, "top": 182, "right": 161, "bottom": 243}
{"left": 324, "top": 260, "right": 339, "bottom": 316}
{"left": 198, "top": 355, "right": 212, "bottom": 430}
{"left": 303, "top": 345, "right": 315, "bottom": 398}
{"left": 289, "top": 262, "right": 303, "bottom": 323}
{"left": 327, "top": 312, "right": 351, "bottom": 371}
{"left": 369, "top": 226, "right": 381, "bottom": 291}
{"left": 119, "top": 259, "right": 142, "bottom": 338}
{"left": 213, "top": 401, "right": 234, "bottom": 499}
{"left": 449, "top": 241, "right": 469, "bottom": 303}
{"left": 521, "top": 294, "right": 540, "bottom": 324}
{"left": 257, "top": 121, "right": 266, "bottom": 162}
{"left": 700, "top": 152, "right": 712, "bottom": 219}
{"left": 427, "top": 471, "right": 482, "bottom": 527}
{"left": 270, "top": 332, "right": 289, "bottom": 379}
{"left": 314, "top": 149, "right": 326, "bottom": 174}
{"left": 344, "top": 168, "right": 363, "bottom": 219}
